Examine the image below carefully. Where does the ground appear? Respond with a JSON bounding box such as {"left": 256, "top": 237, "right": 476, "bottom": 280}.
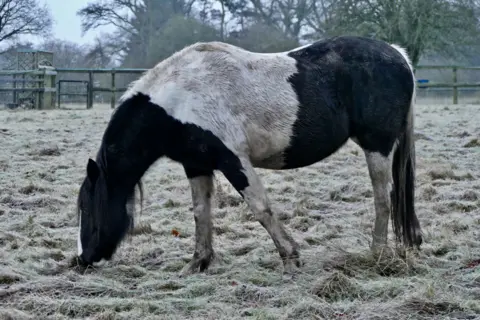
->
{"left": 0, "top": 103, "right": 479, "bottom": 320}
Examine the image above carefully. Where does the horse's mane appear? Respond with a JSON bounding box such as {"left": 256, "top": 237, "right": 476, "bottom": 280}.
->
{"left": 97, "top": 145, "right": 144, "bottom": 235}
{"left": 77, "top": 141, "right": 144, "bottom": 241}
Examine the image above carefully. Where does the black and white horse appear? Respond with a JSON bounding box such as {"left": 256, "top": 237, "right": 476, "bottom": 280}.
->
{"left": 76, "top": 36, "right": 422, "bottom": 275}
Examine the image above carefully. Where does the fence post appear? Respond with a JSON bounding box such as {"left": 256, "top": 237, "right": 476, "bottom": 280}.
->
{"left": 111, "top": 69, "right": 116, "bottom": 109}
{"left": 87, "top": 71, "right": 93, "bottom": 109}
{"left": 452, "top": 67, "right": 458, "bottom": 105}
{"left": 13, "top": 74, "right": 17, "bottom": 105}
{"left": 57, "top": 80, "right": 61, "bottom": 108}
{"left": 37, "top": 66, "right": 57, "bottom": 109}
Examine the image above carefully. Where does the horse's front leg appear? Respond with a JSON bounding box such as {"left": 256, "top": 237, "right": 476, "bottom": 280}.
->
{"left": 180, "top": 167, "right": 214, "bottom": 275}
{"left": 219, "top": 155, "right": 301, "bottom": 275}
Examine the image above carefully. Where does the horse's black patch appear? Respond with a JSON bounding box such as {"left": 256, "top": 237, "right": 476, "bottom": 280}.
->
{"left": 77, "top": 92, "right": 249, "bottom": 265}
{"left": 102, "top": 92, "right": 249, "bottom": 189}
{"left": 284, "top": 36, "right": 414, "bottom": 168}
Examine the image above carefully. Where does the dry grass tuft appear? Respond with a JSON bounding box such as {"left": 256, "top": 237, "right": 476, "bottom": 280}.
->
{"left": 419, "top": 185, "right": 437, "bottom": 200}
{"left": 216, "top": 186, "right": 243, "bottom": 208}
{"left": 327, "top": 247, "right": 417, "bottom": 278}
{"left": 285, "top": 300, "right": 336, "bottom": 319}
{"left": 37, "top": 146, "right": 61, "bottom": 156}
{"left": 18, "top": 183, "right": 50, "bottom": 195}
{"left": 129, "top": 222, "right": 154, "bottom": 235}
{"left": 0, "top": 309, "right": 35, "bottom": 320}
{"left": 427, "top": 167, "right": 474, "bottom": 181}
{"left": 461, "top": 190, "right": 479, "bottom": 201}
{"left": 310, "top": 271, "right": 362, "bottom": 302}
{"left": 0, "top": 270, "right": 24, "bottom": 285}
{"left": 91, "top": 311, "right": 117, "bottom": 320}
{"left": 463, "top": 138, "right": 480, "bottom": 148}
{"left": 402, "top": 298, "right": 467, "bottom": 317}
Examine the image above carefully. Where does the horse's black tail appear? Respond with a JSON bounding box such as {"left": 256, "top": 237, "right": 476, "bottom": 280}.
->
{"left": 391, "top": 99, "right": 422, "bottom": 248}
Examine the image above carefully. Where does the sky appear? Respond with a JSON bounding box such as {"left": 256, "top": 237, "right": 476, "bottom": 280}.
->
{"left": 24, "top": 0, "right": 115, "bottom": 45}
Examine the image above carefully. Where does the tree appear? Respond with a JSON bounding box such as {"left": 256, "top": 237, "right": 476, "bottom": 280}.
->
{"left": 327, "top": 0, "right": 480, "bottom": 66}
{"left": 38, "top": 38, "right": 113, "bottom": 69}
{"left": 227, "top": 22, "right": 298, "bottom": 52}
{"left": 39, "top": 39, "right": 88, "bottom": 68}
{"left": 0, "top": 0, "right": 52, "bottom": 43}
{"left": 221, "top": 0, "right": 312, "bottom": 42}
{"left": 136, "top": 15, "right": 219, "bottom": 67}
{"left": 78, "top": 0, "right": 221, "bottom": 67}
{"left": 303, "top": 0, "right": 337, "bottom": 40}
{"left": 84, "top": 36, "right": 118, "bottom": 68}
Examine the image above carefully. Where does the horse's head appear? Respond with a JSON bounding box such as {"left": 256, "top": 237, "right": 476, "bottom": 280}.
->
{"left": 76, "top": 92, "right": 153, "bottom": 267}
{"left": 76, "top": 158, "right": 133, "bottom": 266}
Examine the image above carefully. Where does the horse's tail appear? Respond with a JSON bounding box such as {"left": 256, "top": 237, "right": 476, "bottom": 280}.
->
{"left": 390, "top": 46, "right": 422, "bottom": 248}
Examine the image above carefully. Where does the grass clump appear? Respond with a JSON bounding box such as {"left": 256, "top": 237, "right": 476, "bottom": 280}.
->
{"left": 327, "top": 247, "right": 417, "bottom": 278}
{"left": 401, "top": 298, "right": 472, "bottom": 317}
{"left": 310, "top": 271, "right": 363, "bottom": 302}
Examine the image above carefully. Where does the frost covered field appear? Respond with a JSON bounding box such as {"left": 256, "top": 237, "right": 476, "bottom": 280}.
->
{"left": 0, "top": 103, "right": 479, "bottom": 320}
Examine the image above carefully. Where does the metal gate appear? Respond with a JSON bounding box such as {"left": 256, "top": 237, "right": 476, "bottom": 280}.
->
{"left": 57, "top": 80, "right": 89, "bottom": 109}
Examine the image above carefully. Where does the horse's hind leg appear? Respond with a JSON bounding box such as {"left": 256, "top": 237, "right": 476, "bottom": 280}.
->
{"left": 219, "top": 156, "right": 301, "bottom": 275}
{"left": 181, "top": 167, "right": 214, "bottom": 275}
{"left": 363, "top": 150, "right": 394, "bottom": 250}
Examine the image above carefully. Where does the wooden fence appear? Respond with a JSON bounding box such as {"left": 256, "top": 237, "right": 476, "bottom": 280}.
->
{"left": 56, "top": 65, "right": 480, "bottom": 108}
{"left": 414, "top": 66, "right": 480, "bottom": 104}
{"left": 1, "top": 66, "right": 479, "bottom": 109}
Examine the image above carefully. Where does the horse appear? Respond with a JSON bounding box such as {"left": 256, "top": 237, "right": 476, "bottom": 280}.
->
{"left": 76, "top": 35, "right": 422, "bottom": 276}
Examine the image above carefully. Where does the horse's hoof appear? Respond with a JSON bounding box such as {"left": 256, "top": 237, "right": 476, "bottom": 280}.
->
{"left": 282, "top": 255, "right": 302, "bottom": 278}
{"left": 179, "top": 252, "right": 213, "bottom": 277}
{"left": 414, "top": 234, "right": 423, "bottom": 248}
{"left": 370, "top": 240, "right": 388, "bottom": 253}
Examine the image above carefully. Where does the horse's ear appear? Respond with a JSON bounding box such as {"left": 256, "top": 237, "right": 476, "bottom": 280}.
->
{"left": 87, "top": 158, "right": 100, "bottom": 182}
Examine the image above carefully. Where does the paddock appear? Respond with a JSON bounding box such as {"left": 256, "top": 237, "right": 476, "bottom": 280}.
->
{"left": 0, "top": 101, "right": 479, "bottom": 319}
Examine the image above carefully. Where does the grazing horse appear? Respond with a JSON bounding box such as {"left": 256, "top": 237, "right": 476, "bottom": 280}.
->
{"left": 76, "top": 35, "right": 422, "bottom": 275}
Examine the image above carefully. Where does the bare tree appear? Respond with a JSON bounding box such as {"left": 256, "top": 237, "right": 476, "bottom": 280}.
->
{"left": 40, "top": 39, "right": 88, "bottom": 68}
{"left": 221, "top": 0, "right": 313, "bottom": 41}
{"left": 0, "top": 0, "right": 52, "bottom": 43}
{"left": 78, "top": 0, "right": 197, "bottom": 35}
{"left": 77, "top": 0, "right": 139, "bottom": 38}
{"left": 303, "top": 0, "right": 336, "bottom": 39}
{"left": 84, "top": 36, "right": 121, "bottom": 68}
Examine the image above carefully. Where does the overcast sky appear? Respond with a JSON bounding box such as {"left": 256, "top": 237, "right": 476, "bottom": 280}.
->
{"left": 25, "top": 0, "right": 115, "bottom": 45}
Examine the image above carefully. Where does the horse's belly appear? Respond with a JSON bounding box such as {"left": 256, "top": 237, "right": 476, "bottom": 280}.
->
{"left": 244, "top": 122, "right": 293, "bottom": 168}
{"left": 245, "top": 125, "right": 348, "bottom": 170}
{"left": 250, "top": 152, "right": 286, "bottom": 169}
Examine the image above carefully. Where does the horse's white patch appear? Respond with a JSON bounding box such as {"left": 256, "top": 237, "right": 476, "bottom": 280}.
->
{"left": 390, "top": 43, "right": 416, "bottom": 115}
{"left": 120, "top": 41, "right": 304, "bottom": 168}
{"left": 389, "top": 44, "right": 413, "bottom": 72}
{"left": 77, "top": 215, "right": 83, "bottom": 256}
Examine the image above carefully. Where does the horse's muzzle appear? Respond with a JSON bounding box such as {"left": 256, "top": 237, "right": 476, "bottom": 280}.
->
{"left": 77, "top": 254, "right": 93, "bottom": 267}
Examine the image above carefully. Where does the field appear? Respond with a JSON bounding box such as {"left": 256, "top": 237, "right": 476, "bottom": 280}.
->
{"left": 0, "top": 103, "right": 479, "bottom": 320}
